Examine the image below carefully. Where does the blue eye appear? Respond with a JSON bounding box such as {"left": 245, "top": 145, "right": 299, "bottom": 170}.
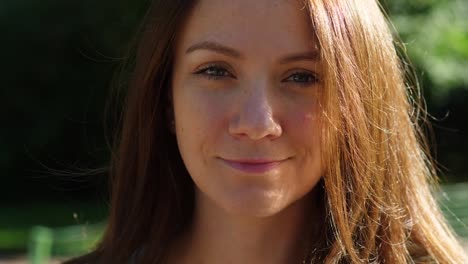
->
{"left": 195, "top": 65, "right": 233, "bottom": 80}
{"left": 284, "top": 72, "right": 320, "bottom": 86}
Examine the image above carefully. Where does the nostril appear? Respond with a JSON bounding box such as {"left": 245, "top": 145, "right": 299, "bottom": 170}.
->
{"left": 228, "top": 113, "right": 282, "bottom": 140}
{"left": 228, "top": 84, "right": 282, "bottom": 140}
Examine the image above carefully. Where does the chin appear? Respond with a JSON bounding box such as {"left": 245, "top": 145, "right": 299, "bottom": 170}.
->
{"left": 218, "top": 188, "right": 290, "bottom": 217}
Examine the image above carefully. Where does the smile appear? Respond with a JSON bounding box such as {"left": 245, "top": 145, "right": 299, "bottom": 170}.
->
{"left": 219, "top": 158, "right": 287, "bottom": 174}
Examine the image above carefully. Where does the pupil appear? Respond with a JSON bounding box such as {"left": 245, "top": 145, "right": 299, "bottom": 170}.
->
{"left": 295, "top": 74, "right": 310, "bottom": 82}
{"left": 209, "top": 68, "right": 224, "bottom": 76}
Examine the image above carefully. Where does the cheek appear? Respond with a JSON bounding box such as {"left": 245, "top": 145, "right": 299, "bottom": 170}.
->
{"left": 292, "top": 109, "right": 321, "bottom": 138}
{"left": 289, "top": 108, "right": 322, "bottom": 170}
{"left": 173, "top": 85, "right": 229, "bottom": 158}
{"left": 299, "top": 111, "right": 323, "bottom": 185}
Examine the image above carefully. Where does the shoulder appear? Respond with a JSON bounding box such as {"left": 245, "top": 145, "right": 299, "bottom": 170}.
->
{"left": 62, "top": 252, "right": 100, "bottom": 264}
{"left": 129, "top": 246, "right": 146, "bottom": 263}
{"left": 63, "top": 246, "right": 146, "bottom": 264}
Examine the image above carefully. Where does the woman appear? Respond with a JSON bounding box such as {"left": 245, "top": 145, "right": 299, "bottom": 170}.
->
{"left": 66, "top": 0, "right": 467, "bottom": 263}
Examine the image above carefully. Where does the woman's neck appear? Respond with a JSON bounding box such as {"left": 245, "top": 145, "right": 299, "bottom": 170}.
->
{"left": 166, "top": 189, "right": 320, "bottom": 264}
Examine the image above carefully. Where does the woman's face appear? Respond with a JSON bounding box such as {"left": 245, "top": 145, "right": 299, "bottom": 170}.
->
{"left": 172, "top": 0, "right": 323, "bottom": 217}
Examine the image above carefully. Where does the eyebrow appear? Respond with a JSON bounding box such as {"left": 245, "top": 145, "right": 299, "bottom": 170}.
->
{"left": 279, "top": 50, "right": 320, "bottom": 64}
{"left": 185, "top": 41, "right": 320, "bottom": 63}
{"left": 186, "top": 41, "right": 242, "bottom": 59}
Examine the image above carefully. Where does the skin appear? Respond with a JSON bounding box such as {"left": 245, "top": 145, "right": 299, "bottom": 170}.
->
{"left": 169, "top": 0, "right": 323, "bottom": 263}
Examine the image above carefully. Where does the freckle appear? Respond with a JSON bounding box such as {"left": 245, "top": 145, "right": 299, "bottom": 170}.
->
{"left": 305, "top": 113, "right": 313, "bottom": 119}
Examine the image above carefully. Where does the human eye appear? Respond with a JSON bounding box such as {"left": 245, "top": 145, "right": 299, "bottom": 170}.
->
{"left": 193, "top": 63, "right": 235, "bottom": 80}
{"left": 283, "top": 71, "right": 320, "bottom": 87}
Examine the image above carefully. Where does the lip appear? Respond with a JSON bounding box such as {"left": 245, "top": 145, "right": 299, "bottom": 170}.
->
{"left": 219, "top": 158, "right": 288, "bottom": 174}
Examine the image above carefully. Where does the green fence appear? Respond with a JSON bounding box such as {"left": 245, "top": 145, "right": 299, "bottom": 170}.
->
{"left": 1, "top": 183, "right": 466, "bottom": 263}
{"left": 28, "top": 223, "right": 104, "bottom": 264}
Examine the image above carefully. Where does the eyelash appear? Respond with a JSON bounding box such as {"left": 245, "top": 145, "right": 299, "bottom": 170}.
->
{"left": 194, "top": 64, "right": 233, "bottom": 80}
{"left": 284, "top": 71, "right": 320, "bottom": 87}
{"left": 194, "top": 65, "right": 320, "bottom": 86}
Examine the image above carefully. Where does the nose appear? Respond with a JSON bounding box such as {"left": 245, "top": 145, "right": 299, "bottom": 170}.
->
{"left": 228, "top": 83, "right": 282, "bottom": 141}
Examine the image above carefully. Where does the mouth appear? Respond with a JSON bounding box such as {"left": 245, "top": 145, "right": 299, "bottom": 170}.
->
{"left": 219, "top": 157, "right": 289, "bottom": 174}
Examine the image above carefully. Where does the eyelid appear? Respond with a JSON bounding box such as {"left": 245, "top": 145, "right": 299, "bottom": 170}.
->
{"left": 282, "top": 69, "right": 321, "bottom": 83}
{"left": 192, "top": 63, "right": 319, "bottom": 84}
{"left": 193, "top": 62, "right": 236, "bottom": 76}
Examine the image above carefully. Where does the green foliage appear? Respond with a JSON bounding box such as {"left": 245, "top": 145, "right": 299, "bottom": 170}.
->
{"left": 384, "top": 0, "right": 468, "bottom": 101}
{"left": 380, "top": 0, "right": 468, "bottom": 182}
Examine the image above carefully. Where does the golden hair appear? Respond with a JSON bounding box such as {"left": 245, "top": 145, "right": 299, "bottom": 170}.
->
{"left": 65, "top": 0, "right": 467, "bottom": 263}
{"left": 307, "top": 0, "right": 467, "bottom": 262}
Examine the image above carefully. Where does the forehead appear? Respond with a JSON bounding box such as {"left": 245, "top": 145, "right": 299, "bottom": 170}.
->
{"left": 175, "top": 0, "right": 318, "bottom": 56}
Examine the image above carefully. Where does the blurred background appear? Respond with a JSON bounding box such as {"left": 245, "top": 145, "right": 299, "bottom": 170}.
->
{"left": 1, "top": 0, "right": 467, "bottom": 262}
